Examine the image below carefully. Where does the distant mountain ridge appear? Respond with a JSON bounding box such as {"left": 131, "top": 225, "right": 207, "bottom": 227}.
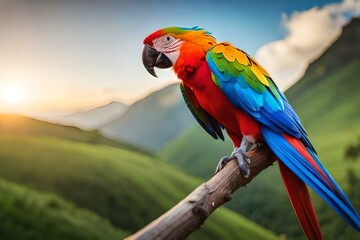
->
{"left": 29, "top": 101, "right": 128, "bottom": 131}
{"left": 100, "top": 84, "right": 195, "bottom": 151}
{"left": 64, "top": 101, "right": 128, "bottom": 130}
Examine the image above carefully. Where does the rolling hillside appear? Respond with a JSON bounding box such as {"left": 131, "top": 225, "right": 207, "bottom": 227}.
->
{"left": 0, "top": 178, "right": 127, "bottom": 240}
{"left": 161, "top": 17, "right": 360, "bottom": 239}
{"left": 100, "top": 84, "right": 195, "bottom": 151}
{"left": 0, "top": 115, "right": 277, "bottom": 240}
{"left": 0, "top": 114, "right": 152, "bottom": 155}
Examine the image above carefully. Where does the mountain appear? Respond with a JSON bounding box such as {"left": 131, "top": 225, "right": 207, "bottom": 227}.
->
{"left": 30, "top": 101, "right": 128, "bottom": 130}
{"left": 100, "top": 84, "right": 195, "bottom": 151}
{"left": 64, "top": 101, "right": 128, "bottom": 130}
{"left": 0, "top": 114, "right": 277, "bottom": 240}
{"left": 161, "top": 17, "right": 360, "bottom": 239}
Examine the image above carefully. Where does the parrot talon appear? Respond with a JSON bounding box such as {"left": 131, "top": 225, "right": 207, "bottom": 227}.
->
{"left": 215, "top": 156, "right": 232, "bottom": 174}
{"left": 233, "top": 148, "right": 251, "bottom": 178}
{"left": 214, "top": 148, "right": 251, "bottom": 178}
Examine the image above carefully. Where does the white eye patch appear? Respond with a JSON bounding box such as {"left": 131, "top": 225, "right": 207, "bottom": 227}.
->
{"left": 152, "top": 35, "right": 184, "bottom": 64}
{"left": 153, "top": 35, "right": 182, "bottom": 53}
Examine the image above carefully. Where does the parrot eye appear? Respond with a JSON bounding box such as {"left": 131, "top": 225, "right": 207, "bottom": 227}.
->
{"left": 156, "top": 35, "right": 175, "bottom": 46}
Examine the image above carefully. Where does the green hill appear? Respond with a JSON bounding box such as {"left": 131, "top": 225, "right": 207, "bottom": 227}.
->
{"left": 0, "top": 114, "right": 152, "bottom": 155}
{"left": 0, "top": 178, "right": 127, "bottom": 240}
{"left": 0, "top": 115, "right": 277, "bottom": 240}
{"left": 161, "top": 18, "right": 360, "bottom": 239}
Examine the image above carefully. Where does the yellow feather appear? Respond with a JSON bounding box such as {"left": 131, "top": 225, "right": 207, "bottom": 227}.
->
{"left": 223, "top": 46, "right": 236, "bottom": 62}
{"left": 251, "top": 62, "right": 269, "bottom": 86}
{"left": 213, "top": 44, "right": 225, "bottom": 54}
{"left": 235, "top": 51, "right": 249, "bottom": 66}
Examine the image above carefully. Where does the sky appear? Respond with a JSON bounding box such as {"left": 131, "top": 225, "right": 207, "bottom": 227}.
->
{"left": 0, "top": 0, "right": 359, "bottom": 113}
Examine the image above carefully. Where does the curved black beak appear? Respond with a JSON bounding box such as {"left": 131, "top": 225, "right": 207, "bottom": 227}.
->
{"left": 142, "top": 45, "right": 172, "bottom": 78}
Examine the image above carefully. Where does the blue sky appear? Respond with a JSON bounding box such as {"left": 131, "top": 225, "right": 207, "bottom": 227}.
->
{"left": 0, "top": 0, "right": 356, "bottom": 113}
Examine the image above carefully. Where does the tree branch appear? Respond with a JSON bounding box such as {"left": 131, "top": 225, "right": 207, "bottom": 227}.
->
{"left": 125, "top": 143, "right": 277, "bottom": 240}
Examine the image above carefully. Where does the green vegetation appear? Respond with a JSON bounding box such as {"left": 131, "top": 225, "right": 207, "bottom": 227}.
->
{"left": 0, "top": 178, "right": 127, "bottom": 240}
{"left": 317, "top": 139, "right": 360, "bottom": 240}
{"left": 162, "top": 126, "right": 233, "bottom": 178}
{"left": 0, "top": 114, "right": 153, "bottom": 156}
{"left": 0, "top": 115, "right": 277, "bottom": 240}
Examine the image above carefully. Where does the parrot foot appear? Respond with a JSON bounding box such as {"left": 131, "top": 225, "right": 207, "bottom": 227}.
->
{"left": 215, "top": 148, "right": 251, "bottom": 178}
{"left": 215, "top": 137, "right": 259, "bottom": 178}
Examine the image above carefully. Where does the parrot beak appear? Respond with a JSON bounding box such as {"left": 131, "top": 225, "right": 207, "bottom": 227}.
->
{"left": 142, "top": 45, "right": 172, "bottom": 78}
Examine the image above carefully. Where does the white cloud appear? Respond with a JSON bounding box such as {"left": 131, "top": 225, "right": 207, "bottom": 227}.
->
{"left": 256, "top": 0, "right": 360, "bottom": 90}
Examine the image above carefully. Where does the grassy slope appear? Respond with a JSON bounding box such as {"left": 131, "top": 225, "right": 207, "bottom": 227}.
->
{"left": 0, "top": 116, "right": 277, "bottom": 240}
{"left": 0, "top": 114, "right": 153, "bottom": 155}
{"left": 0, "top": 178, "right": 127, "bottom": 240}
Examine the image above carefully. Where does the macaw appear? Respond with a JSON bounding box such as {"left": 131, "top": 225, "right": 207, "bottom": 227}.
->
{"left": 142, "top": 26, "right": 360, "bottom": 239}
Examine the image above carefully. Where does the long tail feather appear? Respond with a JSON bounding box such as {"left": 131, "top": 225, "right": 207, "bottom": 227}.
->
{"left": 278, "top": 161, "right": 323, "bottom": 240}
{"left": 261, "top": 126, "right": 360, "bottom": 233}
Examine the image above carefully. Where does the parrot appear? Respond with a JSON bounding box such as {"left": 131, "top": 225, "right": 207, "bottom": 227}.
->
{"left": 142, "top": 26, "right": 360, "bottom": 239}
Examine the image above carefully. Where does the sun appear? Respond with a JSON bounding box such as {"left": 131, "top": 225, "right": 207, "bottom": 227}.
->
{"left": 2, "top": 85, "right": 25, "bottom": 104}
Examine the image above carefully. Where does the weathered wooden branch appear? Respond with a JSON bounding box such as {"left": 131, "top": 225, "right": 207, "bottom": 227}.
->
{"left": 125, "top": 143, "right": 277, "bottom": 240}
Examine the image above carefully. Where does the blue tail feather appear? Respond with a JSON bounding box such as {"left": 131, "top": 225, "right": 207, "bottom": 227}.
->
{"left": 261, "top": 126, "right": 360, "bottom": 231}
{"left": 307, "top": 149, "right": 356, "bottom": 213}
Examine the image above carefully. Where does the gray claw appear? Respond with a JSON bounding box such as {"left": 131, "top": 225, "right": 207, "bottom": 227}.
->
{"left": 214, "top": 149, "right": 251, "bottom": 178}
{"left": 233, "top": 149, "right": 251, "bottom": 178}
{"left": 215, "top": 156, "right": 231, "bottom": 174}
{"left": 214, "top": 137, "right": 257, "bottom": 177}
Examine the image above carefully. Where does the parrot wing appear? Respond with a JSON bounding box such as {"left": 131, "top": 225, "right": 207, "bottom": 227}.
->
{"left": 180, "top": 81, "right": 224, "bottom": 140}
{"left": 205, "top": 42, "right": 314, "bottom": 151}
{"left": 205, "top": 42, "right": 360, "bottom": 236}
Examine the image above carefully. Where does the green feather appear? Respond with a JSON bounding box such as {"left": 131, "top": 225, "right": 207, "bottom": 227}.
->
{"left": 228, "top": 61, "right": 242, "bottom": 78}
{"left": 242, "top": 70, "right": 265, "bottom": 93}
{"left": 243, "top": 66, "right": 266, "bottom": 93}
{"left": 232, "top": 59, "right": 246, "bottom": 72}
{"left": 267, "top": 77, "right": 282, "bottom": 105}
{"left": 212, "top": 53, "right": 231, "bottom": 80}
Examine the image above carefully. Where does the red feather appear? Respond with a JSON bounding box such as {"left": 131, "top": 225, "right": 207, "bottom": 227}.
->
{"left": 283, "top": 134, "right": 337, "bottom": 192}
{"left": 279, "top": 160, "right": 323, "bottom": 240}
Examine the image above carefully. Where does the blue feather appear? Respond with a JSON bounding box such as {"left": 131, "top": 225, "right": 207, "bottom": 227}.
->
{"left": 262, "top": 126, "right": 360, "bottom": 231}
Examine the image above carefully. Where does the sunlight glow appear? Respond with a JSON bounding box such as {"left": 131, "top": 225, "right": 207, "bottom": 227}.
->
{"left": 1, "top": 85, "right": 25, "bottom": 104}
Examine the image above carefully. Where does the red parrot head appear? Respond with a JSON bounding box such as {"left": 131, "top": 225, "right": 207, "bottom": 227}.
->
{"left": 142, "top": 26, "right": 216, "bottom": 77}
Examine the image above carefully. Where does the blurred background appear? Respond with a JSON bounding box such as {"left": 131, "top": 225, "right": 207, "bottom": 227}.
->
{"left": 0, "top": 0, "right": 359, "bottom": 239}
